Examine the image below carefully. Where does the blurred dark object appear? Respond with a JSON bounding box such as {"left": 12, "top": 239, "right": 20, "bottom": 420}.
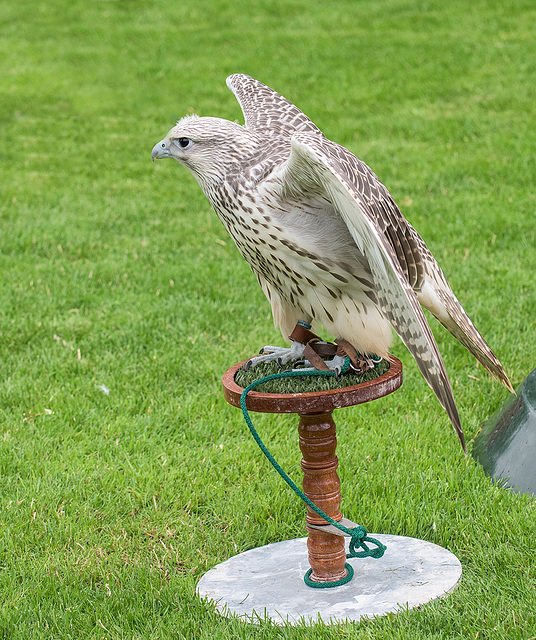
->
{"left": 472, "top": 368, "right": 536, "bottom": 495}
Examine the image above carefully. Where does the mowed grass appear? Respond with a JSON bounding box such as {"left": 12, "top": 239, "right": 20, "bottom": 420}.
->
{"left": 1, "top": 0, "right": 536, "bottom": 637}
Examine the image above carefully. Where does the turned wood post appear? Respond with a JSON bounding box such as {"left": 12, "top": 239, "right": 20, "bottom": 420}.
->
{"left": 298, "top": 411, "right": 347, "bottom": 583}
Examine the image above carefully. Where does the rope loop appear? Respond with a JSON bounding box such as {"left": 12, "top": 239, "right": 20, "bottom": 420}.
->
{"left": 304, "top": 563, "right": 354, "bottom": 589}
{"left": 348, "top": 527, "right": 386, "bottom": 559}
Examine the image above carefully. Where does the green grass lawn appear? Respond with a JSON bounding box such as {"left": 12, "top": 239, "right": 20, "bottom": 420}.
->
{"left": 1, "top": 0, "right": 536, "bottom": 637}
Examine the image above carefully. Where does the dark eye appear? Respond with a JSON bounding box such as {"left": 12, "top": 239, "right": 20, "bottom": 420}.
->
{"left": 178, "top": 137, "right": 191, "bottom": 148}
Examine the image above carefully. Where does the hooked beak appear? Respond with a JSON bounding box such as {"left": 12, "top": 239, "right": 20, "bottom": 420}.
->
{"left": 151, "top": 140, "right": 172, "bottom": 163}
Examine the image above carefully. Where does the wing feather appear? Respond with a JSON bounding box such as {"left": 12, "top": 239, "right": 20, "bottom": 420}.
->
{"left": 227, "top": 73, "right": 424, "bottom": 289}
{"left": 227, "top": 73, "right": 323, "bottom": 138}
{"left": 282, "top": 132, "right": 466, "bottom": 451}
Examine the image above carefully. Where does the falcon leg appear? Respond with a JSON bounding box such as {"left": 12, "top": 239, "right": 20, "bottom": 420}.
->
{"left": 289, "top": 354, "right": 348, "bottom": 377}
{"left": 244, "top": 340, "right": 307, "bottom": 370}
{"left": 324, "top": 355, "right": 347, "bottom": 376}
{"left": 321, "top": 354, "right": 383, "bottom": 376}
{"left": 323, "top": 340, "right": 383, "bottom": 377}
{"left": 244, "top": 323, "right": 383, "bottom": 376}
{"left": 244, "top": 320, "right": 316, "bottom": 370}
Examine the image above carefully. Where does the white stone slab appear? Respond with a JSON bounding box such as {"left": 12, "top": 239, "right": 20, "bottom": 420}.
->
{"left": 197, "top": 535, "right": 461, "bottom": 625}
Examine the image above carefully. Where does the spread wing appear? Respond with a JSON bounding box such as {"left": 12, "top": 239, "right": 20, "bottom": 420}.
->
{"left": 228, "top": 72, "right": 423, "bottom": 289}
{"left": 227, "top": 73, "right": 324, "bottom": 138}
{"left": 280, "top": 131, "right": 466, "bottom": 451}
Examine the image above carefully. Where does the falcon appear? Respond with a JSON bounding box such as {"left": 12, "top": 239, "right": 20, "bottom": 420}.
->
{"left": 152, "top": 73, "right": 513, "bottom": 452}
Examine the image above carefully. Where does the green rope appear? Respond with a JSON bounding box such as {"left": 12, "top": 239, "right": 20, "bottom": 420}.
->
{"left": 239, "top": 358, "right": 386, "bottom": 589}
{"left": 304, "top": 563, "right": 354, "bottom": 588}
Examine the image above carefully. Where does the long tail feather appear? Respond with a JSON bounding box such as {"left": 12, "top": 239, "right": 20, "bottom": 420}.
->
{"left": 430, "top": 289, "right": 514, "bottom": 394}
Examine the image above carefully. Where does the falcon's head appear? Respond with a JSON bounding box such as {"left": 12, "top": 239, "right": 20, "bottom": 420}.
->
{"left": 152, "top": 115, "right": 259, "bottom": 191}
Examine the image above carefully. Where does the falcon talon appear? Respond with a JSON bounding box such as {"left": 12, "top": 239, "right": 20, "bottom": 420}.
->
{"left": 258, "top": 345, "right": 281, "bottom": 355}
{"left": 348, "top": 364, "right": 364, "bottom": 375}
{"left": 153, "top": 73, "right": 515, "bottom": 453}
